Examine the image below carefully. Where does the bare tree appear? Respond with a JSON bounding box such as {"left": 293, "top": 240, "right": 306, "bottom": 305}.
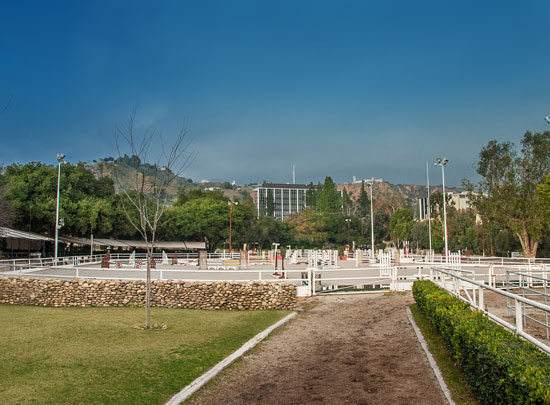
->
{"left": 0, "top": 95, "right": 12, "bottom": 116}
{"left": 115, "top": 106, "right": 193, "bottom": 328}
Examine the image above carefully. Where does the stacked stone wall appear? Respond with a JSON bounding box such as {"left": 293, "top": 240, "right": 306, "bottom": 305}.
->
{"left": 0, "top": 277, "right": 296, "bottom": 310}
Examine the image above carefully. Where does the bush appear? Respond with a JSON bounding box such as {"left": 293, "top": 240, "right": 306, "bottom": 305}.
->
{"left": 413, "top": 280, "right": 550, "bottom": 404}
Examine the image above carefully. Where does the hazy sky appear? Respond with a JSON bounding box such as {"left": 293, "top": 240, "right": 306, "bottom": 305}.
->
{"left": 2, "top": 0, "right": 550, "bottom": 187}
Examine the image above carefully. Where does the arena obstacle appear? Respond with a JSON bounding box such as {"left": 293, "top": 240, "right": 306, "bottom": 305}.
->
{"left": 101, "top": 250, "right": 111, "bottom": 268}
{"left": 448, "top": 251, "right": 461, "bottom": 269}
{"left": 129, "top": 251, "right": 136, "bottom": 266}
{"left": 306, "top": 250, "right": 338, "bottom": 270}
{"left": 379, "top": 252, "right": 392, "bottom": 276}
{"left": 424, "top": 250, "right": 434, "bottom": 263}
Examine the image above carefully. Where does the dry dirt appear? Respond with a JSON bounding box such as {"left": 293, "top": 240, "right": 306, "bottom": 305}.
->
{"left": 188, "top": 292, "right": 447, "bottom": 404}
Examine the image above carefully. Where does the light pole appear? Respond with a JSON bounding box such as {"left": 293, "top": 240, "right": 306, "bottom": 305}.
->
{"left": 228, "top": 201, "right": 238, "bottom": 253}
{"left": 365, "top": 178, "right": 382, "bottom": 258}
{"left": 345, "top": 218, "right": 351, "bottom": 248}
{"left": 54, "top": 153, "right": 66, "bottom": 263}
{"left": 435, "top": 158, "right": 449, "bottom": 262}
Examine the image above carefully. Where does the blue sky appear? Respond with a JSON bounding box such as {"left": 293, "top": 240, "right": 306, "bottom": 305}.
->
{"left": 1, "top": 0, "right": 550, "bottom": 187}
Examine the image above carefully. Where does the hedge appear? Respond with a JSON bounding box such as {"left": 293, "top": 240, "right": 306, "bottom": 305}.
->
{"left": 413, "top": 280, "right": 550, "bottom": 404}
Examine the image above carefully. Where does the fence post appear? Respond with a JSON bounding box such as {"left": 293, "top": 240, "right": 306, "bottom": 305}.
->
{"left": 506, "top": 271, "right": 511, "bottom": 317}
{"left": 479, "top": 286, "right": 484, "bottom": 311}
{"left": 312, "top": 270, "right": 316, "bottom": 296}
{"left": 515, "top": 298, "right": 523, "bottom": 333}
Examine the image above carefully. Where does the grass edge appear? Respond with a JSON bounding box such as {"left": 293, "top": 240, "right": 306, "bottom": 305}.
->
{"left": 409, "top": 303, "right": 479, "bottom": 405}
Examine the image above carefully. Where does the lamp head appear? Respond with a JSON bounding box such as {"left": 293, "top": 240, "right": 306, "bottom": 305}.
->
{"left": 545, "top": 115, "right": 550, "bottom": 124}
{"left": 435, "top": 157, "right": 448, "bottom": 167}
{"left": 57, "top": 153, "right": 66, "bottom": 162}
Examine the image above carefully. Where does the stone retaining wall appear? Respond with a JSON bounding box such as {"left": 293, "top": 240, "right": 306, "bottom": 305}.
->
{"left": 0, "top": 277, "right": 296, "bottom": 310}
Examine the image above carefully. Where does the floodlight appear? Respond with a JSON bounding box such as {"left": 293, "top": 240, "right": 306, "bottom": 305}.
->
{"left": 435, "top": 157, "right": 448, "bottom": 167}
{"left": 545, "top": 115, "right": 550, "bottom": 124}
{"left": 57, "top": 153, "right": 66, "bottom": 162}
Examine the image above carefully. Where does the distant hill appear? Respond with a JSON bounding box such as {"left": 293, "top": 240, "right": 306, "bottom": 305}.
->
{"left": 86, "top": 159, "right": 252, "bottom": 203}
{"left": 86, "top": 158, "right": 459, "bottom": 207}
{"left": 338, "top": 181, "right": 459, "bottom": 201}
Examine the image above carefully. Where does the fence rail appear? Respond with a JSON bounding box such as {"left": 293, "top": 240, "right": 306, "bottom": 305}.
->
{"left": 431, "top": 266, "right": 550, "bottom": 355}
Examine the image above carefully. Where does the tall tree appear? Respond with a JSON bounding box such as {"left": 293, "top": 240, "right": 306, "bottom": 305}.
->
{"left": 342, "top": 188, "right": 353, "bottom": 216}
{"left": 358, "top": 181, "right": 370, "bottom": 218}
{"left": 305, "top": 182, "right": 317, "bottom": 209}
{"left": 389, "top": 208, "right": 414, "bottom": 247}
{"left": 266, "top": 189, "right": 275, "bottom": 217}
{"left": 466, "top": 131, "right": 550, "bottom": 257}
{"left": 163, "top": 196, "right": 229, "bottom": 252}
{"left": 316, "top": 176, "right": 341, "bottom": 215}
{"left": 0, "top": 162, "right": 117, "bottom": 238}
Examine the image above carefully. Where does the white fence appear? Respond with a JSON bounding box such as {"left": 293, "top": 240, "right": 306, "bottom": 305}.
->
{"left": 431, "top": 266, "right": 550, "bottom": 355}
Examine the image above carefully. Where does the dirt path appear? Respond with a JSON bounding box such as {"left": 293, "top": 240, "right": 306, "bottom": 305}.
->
{"left": 189, "top": 292, "right": 447, "bottom": 404}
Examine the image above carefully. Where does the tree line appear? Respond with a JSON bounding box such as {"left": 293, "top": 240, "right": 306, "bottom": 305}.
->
{"left": 2, "top": 130, "right": 550, "bottom": 257}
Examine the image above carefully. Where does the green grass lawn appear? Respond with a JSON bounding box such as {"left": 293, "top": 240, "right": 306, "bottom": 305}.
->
{"left": 0, "top": 305, "right": 290, "bottom": 405}
{"left": 409, "top": 304, "right": 479, "bottom": 405}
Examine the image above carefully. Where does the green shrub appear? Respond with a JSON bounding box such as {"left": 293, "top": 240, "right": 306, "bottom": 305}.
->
{"left": 413, "top": 280, "right": 550, "bottom": 404}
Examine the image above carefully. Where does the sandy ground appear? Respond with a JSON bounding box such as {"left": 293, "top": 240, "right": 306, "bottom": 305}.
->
{"left": 188, "top": 292, "right": 447, "bottom": 405}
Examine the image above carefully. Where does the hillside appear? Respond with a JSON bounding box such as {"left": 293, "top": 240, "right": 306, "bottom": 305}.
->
{"left": 338, "top": 181, "right": 459, "bottom": 203}
{"left": 86, "top": 160, "right": 459, "bottom": 208}
{"left": 86, "top": 161, "right": 251, "bottom": 203}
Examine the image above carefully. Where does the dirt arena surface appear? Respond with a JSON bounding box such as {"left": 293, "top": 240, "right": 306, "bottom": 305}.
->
{"left": 188, "top": 292, "right": 447, "bottom": 405}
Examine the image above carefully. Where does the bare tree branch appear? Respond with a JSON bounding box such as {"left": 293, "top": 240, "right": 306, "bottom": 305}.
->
{"left": 0, "top": 95, "right": 12, "bottom": 116}
{"left": 114, "top": 105, "right": 193, "bottom": 328}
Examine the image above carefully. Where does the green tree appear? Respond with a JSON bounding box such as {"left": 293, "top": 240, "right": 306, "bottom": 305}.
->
{"left": 466, "top": 131, "right": 550, "bottom": 257}
{"left": 0, "top": 162, "right": 117, "bottom": 238}
{"left": 316, "top": 177, "right": 341, "bottom": 215}
{"left": 252, "top": 215, "right": 291, "bottom": 249}
{"left": 305, "top": 182, "right": 317, "bottom": 209}
{"left": 286, "top": 210, "right": 327, "bottom": 248}
{"left": 358, "top": 181, "right": 370, "bottom": 218}
{"left": 342, "top": 188, "right": 353, "bottom": 216}
{"left": 389, "top": 208, "right": 414, "bottom": 246}
{"left": 163, "top": 196, "right": 229, "bottom": 252}
{"left": 266, "top": 189, "right": 275, "bottom": 217}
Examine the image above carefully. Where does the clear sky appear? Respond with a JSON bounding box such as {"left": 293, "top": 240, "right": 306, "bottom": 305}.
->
{"left": 1, "top": 0, "right": 550, "bottom": 187}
